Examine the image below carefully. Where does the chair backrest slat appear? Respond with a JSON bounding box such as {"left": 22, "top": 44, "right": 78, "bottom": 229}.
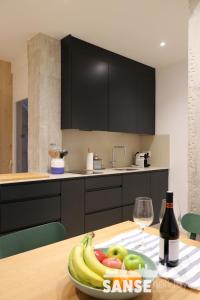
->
{"left": 0, "top": 222, "right": 66, "bottom": 259}
{"left": 181, "top": 213, "right": 200, "bottom": 240}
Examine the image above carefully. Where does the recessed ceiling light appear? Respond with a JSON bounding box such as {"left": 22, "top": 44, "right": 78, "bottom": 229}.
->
{"left": 160, "top": 42, "right": 166, "bottom": 47}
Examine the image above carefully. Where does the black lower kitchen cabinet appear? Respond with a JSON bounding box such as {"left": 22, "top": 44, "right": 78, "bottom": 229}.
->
{"left": 61, "top": 179, "right": 85, "bottom": 238}
{"left": 0, "top": 197, "right": 60, "bottom": 233}
{"left": 85, "top": 187, "right": 122, "bottom": 214}
{"left": 0, "top": 181, "right": 62, "bottom": 234}
{"left": 0, "top": 181, "right": 60, "bottom": 202}
{"left": 150, "top": 170, "right": 168, "bottom": 224}
{"left": 85, "top": 207, "right": 122, "bottom": 232}
{"left": 0, "top": 170, "right": 168, "bottom": 236}
{"left": 122, "top": 204, "right": 134, "bottom": 222}
{"left": 122, "top": 171, "right": 168, "bottom": 224}
{"left": 123, "top": 172, "right": 150, "bottom": 206}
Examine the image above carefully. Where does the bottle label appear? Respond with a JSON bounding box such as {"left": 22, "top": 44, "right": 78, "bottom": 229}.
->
{"left": 159, "top": 238, "right": 179, "bottom": 261}
{"left": 169, "top": 239, "right": 179, "bottom": 261}
{"left": 159, "top": 238, "right": 164, "bottom": 259}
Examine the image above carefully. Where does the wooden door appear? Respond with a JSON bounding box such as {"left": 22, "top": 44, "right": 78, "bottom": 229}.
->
{"left": 0, "top": 60, "right": 12, "bottom": 173}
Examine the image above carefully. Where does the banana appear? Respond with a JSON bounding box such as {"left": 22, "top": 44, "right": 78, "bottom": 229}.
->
{"left": 83, "top": 234, "right": 123, "bottom": 279}
{"left": 71, "top": 243, "right": 104, "bottom": 288}
{"left": 68, "top": 249, "right": 80, "bottom": 282}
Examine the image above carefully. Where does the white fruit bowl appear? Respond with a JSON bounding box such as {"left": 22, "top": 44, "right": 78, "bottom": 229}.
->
{"left": 68, "top": 248, "right": 158, "bottom": 300}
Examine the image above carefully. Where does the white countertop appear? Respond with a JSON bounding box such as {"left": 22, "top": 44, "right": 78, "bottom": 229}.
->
{"left": 0, "top": 166, "right": 168, "bottom": 185}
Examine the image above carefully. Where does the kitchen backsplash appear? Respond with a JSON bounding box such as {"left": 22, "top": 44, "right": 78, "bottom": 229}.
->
{"left": 62, "top": 129, "right": 169, "bottom": 170}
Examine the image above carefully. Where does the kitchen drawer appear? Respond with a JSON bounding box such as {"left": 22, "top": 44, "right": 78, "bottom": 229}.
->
{"left": 122, "top": 204, "right": 134, "bottom": 221}
{"left": 85, "top": 207, "right": 122, "bottom": 232}
{"left": 0, "top": 196, "right": 61, "bottom": 233}
{"left": 85, "top": 175, "right": 122, "bottom": 191}
{"left": 0, "top": 181, "right": 61, "bottom": 202}
{"left": 85, "top": 187, "right": 122, "bottom": 214}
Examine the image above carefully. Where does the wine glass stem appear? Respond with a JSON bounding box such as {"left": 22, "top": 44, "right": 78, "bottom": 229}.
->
{"left": 141, "top": 226, "right": 145, "bottom": 248}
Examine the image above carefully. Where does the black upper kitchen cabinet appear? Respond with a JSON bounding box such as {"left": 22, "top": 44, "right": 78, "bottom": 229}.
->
{"left": 108, "top": 55, "right": 137, "bottom": 133}
{"left": 136, "top": 65, "right": 155, "bottom": 134}
{"left": 61, "top": 179, "right": 85, "bottom": 238}
{"left": 61, "top": 35, "right": 108, "bottom": 131}
{"left": 61, "top": 35, "right": 156, "bottom": 134}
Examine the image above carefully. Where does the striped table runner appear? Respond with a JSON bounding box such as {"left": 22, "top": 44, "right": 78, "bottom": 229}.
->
{"left": 96, "top": 229, "right": 200, "bottom": 290}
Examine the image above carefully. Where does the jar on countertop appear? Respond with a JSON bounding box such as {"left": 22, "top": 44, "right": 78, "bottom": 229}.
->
{"left": 51, "top": 158, "right": 65, "bottom": 174}
{"left": 93, "top": 153, "right": 103, "bottom": 170}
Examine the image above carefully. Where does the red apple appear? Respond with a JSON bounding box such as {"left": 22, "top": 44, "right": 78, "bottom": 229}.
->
{"left": 102, "top": 257, "right": 122, "bottom": 269}
{"left": 95, "top": 249, "right": 107, "bottom": 262}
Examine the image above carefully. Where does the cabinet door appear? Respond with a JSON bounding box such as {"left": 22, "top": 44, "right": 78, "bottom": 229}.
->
{"left": 61, "top": 179, "right": 84, "bottom": 238}
{"left": 0, "top": 197, "right": 60, "bottom": 233}
{"left": 123, "top": 173, "right": 150, "bottom": 206}
{"left": 150, "top": 171, "right": 168, "bottom": 224}
{"left": 108, "top": 57, "right": 137, "bottom": 133}
{"left": 85, "top": 207, "right": 122, "bottom": 232}
{"left": 71, "top": 47, "right": 108, "bottom": 130}
{"left": 122, "top": 205, "right": 134, "bottom": 222}
{"left": 136, "top": 65, "right": 155, "bottom": 134}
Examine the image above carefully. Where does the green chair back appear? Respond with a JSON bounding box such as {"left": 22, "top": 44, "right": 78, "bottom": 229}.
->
{"left": 181, "top": 213, "right": 200, "bottom": 240}
{"left": 0, "top": 222, "right": 66, "bottom": 259}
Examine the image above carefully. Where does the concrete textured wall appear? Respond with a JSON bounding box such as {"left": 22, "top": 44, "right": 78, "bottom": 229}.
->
{"left": 189, "top": 0, "right": 200, "bottom": 211}
{"left": 11, "top": 50, "right": 28, "bottom": 172}
{"left": 28, "top": 33, "right": 61, "bottom": 172}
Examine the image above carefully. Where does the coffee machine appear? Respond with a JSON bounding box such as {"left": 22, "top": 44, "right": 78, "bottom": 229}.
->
{"left": 135, "top": 152, "right": 151, "bottom": 168}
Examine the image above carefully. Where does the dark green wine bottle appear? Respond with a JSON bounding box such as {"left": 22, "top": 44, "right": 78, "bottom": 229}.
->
{"left": 159, "top": 191, "right": 179, "bottom": 267}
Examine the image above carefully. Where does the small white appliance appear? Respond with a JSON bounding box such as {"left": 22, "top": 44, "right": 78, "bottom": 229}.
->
{"left": 135, "top": 152, "right": 151, "bottom": 168}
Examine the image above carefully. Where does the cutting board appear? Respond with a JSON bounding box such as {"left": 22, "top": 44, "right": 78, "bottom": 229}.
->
{"left": 0, "top": 172, "right": 50, "bottom": 182}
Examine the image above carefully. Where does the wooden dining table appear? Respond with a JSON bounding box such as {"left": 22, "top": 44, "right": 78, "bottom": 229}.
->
{"left": 0, "top": 221, "right": 200, "bottom": 300}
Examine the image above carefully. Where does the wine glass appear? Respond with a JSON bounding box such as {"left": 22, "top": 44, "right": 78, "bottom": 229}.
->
{"left": 159, "top": 199, "right": 166, "bottom": 224}
{"left": 133, "top": 197, "right": 154, "bottom": 249}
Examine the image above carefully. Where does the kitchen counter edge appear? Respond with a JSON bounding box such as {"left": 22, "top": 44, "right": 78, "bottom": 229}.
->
{"left": 0, "top": 167, "right": 169, "bottom": 185}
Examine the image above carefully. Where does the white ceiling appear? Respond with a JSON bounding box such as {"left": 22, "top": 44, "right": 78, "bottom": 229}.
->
{"left": 0, "top": 0, "right": 188, "bottom": 67}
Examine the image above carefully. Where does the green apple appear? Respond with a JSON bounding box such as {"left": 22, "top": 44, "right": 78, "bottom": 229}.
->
{"left": 107, "top": 245, "right": 128, "bottom": 261}
{"left": 124, "top": 254, "right": 145, "bottom": 270}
